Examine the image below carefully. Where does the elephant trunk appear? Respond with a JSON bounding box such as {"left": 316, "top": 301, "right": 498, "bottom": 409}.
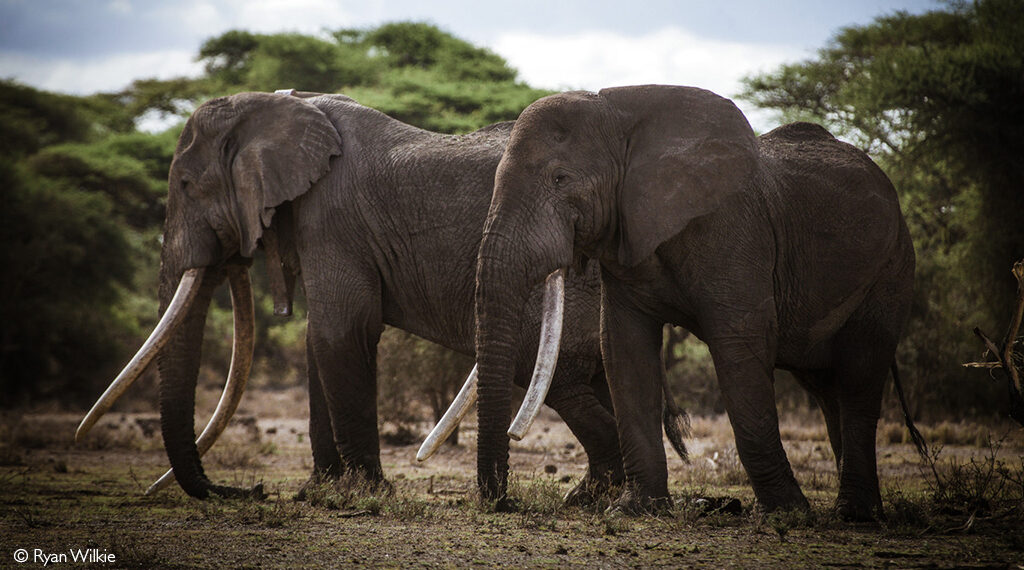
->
{"left": 75, "top": 252, "right": 257, "bottom": 498}
{"left": 155, "top": 262, "right": 259, "bottom": 499}
{"left": 474, "top": 252, "right": 522, "bottom": 501}
{"left": 473, "top": 203, "right": 573, "bottom": 502}
{"left": 155, "top": 262, "right": 220, "bottom": 498}
{"left": 147, "top": 265, "right": 255, "bottom": 495}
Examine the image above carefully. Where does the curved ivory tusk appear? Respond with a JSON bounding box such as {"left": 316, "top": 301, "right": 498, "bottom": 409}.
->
{"left": 507, "top": 268, "right": 565, "bottom": 441}
{"left": 75, "top": 268, "right": 205, "bottom": 443}
{"left": 146, "top": 266, "right": 255, "bottom": 495}
{"left": 416, "top": 364, "right": 478, "bottom": 462}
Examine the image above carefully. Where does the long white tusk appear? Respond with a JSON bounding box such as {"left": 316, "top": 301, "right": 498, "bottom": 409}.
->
{"left": 507, "top": 268, "right": 565, "bottom": 441}
{"left": 146, "top": 266, "right": 255, "bottom": 495}
{"left": 75, "top": 268, "right": 205, "bottom": 443}
{"left": 416, "top": 364, "right": 478, "bottom": 462}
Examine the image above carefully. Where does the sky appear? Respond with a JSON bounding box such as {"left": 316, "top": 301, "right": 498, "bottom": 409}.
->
{"left": 0, "top": 0, "right": 941, "bottom": 131}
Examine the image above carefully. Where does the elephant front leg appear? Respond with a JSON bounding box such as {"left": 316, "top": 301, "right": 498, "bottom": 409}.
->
{"left": 305, "top": 273, "right": 387, "bottom": 490}
{"left": 600, "top": 282, "right": 671, "bottom": 514}
{"left": 707, "top": 334, "right": 809, "bottom": 513}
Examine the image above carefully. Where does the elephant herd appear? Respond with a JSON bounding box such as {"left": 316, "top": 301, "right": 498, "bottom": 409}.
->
{"left": 76, "top": 85, "right": 925, "bottom": 522}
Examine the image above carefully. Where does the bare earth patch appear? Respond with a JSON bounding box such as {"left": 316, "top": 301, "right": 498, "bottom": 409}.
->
{"left": 1, "top": 390, "right": 1022, "bottom": 568}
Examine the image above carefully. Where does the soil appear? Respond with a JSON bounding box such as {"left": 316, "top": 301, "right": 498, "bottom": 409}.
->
{"left": 2, "top": 389, "right": 1023, "bottom": 568}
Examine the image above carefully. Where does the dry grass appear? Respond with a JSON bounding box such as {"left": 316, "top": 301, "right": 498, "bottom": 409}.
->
{"left": 2, "top": 390, "right": 1023, "bottom": 568}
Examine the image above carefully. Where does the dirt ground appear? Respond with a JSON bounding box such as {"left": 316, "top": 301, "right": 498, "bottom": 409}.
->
{"left": 2, "top": 387, "right": 1023, "bottom": 568}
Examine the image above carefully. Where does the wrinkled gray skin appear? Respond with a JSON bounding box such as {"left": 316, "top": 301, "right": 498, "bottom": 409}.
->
{"left": 475, "top": 85, "right": 915, "bottom": 521}
{"left": 158, "top": 91, "right": 627, "bottom": 502}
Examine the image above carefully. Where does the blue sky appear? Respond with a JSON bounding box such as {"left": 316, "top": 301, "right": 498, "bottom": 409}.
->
{"left": 0, "top": 0, "right": 940, "bottom": 129}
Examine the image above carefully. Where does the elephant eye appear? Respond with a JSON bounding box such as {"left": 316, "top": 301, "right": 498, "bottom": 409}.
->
{"left": 552, "top": 172, "right": 570, "bottom": 187}
{"left": 180, "top": 178, "right": 199, "bottom": 198}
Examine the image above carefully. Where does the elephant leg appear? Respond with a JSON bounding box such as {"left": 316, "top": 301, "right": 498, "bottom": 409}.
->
{"left": 793, "top": 370, "right": 843, "bottom": 473}
{"left": 305, "top": 267, "right": 386, "bottom": 486}
{"left": 831, "top": 325, "right": 893, "bottom": 521}
{"left": 707, "top": 329, "right": 809, "bottom": 513}
{"left": 600, "top": 280, "right": 671, "bottom": 514}
{"left": 545, "top": 361, "right": 624, "bottom": 507}
{"left": 295, "top": 331, "right": 345, "bottom": 501}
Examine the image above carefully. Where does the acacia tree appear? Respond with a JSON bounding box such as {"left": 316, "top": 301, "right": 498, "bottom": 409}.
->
{"left": 4, "top": 24, "right": 551, "bottom": 418}
{"left": 740, "top": 0, "right": 1024, "bottom": 417}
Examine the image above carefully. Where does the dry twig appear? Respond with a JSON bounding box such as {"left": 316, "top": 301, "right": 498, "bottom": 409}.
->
{"left": 964, "top": 260, "right": 1024, "bottom": 425}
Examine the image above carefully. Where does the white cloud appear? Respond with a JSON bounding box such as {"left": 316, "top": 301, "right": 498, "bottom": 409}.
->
{"left": 0, "top": 0, "right": 356, "bottom": 96}
{"left": 200, "top": 0, "right": 354, "bottom": 36}
{"left": 0, "top": 50, "right": 203, "bottom": 95}
{"left": 489, "top": 28, "right": 804, "bottom": 131}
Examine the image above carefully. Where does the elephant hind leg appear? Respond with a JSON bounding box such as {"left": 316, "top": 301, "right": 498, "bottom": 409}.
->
{"left": 831, "top": 268, "right": 911, "bottom": 522}
{"left": 295, "top": 330, "right": 345, "bottom": 501}
{"left": 830, "top": 324, "right": 899, "bottom": 521}
{"left": 792, "top": 370, "right": 843, "bottom": 473}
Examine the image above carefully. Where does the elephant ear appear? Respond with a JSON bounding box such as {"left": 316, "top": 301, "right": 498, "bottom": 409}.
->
{"left": 599, "top": 85, "right": 759, "bottom": 267}
{"left": 228, "top": 92, "right": 343, "bottom": 257}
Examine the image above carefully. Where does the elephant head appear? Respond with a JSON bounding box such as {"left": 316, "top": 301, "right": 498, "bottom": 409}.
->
{"left": 469, "top": 85, "right": 758, "bottom": 500}
{"left": 76, "top": 92, "right": 342, "bottom": 498}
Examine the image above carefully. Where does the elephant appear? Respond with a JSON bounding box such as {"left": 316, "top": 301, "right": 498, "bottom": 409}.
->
{"left": 74, "top": 90, "right": 686, "bottom": 504}
{"left": 462, "top": 84, "right": 924, "bottom": 520}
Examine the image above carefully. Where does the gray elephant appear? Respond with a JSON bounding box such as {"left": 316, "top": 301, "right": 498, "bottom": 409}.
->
{"left": 74, "top": 91, "right": 685, "bottom": 504}
{"left": 464, "top": 84, "right": 923, "bottom": 520}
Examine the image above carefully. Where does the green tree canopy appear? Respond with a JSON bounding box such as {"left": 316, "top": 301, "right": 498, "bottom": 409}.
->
{"left": 1, "top": 22, "right": 550, "bottom": 409}
{"left": 121, "top": 22, "right": 548, "bottom": 134}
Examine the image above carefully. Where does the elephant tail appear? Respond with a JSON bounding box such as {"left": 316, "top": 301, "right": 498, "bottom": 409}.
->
{"left": 891, "top": 361, "right": 929, "bottom": 460}
{"left": 662, "top": 377, "right": 690, "bottom": 463}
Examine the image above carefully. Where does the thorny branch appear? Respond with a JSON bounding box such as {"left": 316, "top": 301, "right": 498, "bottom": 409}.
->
{"left": 964, "top": 260, "right": 1024, "bottom": 426}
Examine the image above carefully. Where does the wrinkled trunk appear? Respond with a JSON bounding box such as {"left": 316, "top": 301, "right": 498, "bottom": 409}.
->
{"left": 473, "top": 203, "right": 574, "bottom": 502}
{"left": 155, "top": 262, "right": 259, "bottom": 499}
{"left": 474, "top": 254, "right": 522, "bottom": 501}
{"left": 156, "top": 262, "right": 223, "bottom": 498}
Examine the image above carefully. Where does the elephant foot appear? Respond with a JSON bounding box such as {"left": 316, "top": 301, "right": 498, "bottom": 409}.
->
{"left": 606, "top": 487, "right": 673, "bottom": 516}
{"left": 294, "top": 467, "right": 392, "bottom": 503}
{"left": 293, "top": 470, "right": 339, "bottom": 502}
{"left": 754, "top": 483, "right": 810, "bottom": 514}
{"left": 835, "top": 496, "right": 883, "bottom": 523}
{"left": 490, "top": 495, "right": 520, "bottom": 513}
{"left": 369, "top": 476, "right": 395, "bottom": 497}
{"left": 563, "top": 469, "right": 624, "bottom": 508}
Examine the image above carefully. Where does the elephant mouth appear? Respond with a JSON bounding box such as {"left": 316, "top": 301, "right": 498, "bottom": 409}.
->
{"left": 75, "top": 264, "right": 255, "bottom": 494}
{"left": 416, "top": 268, "right": 566, "bottom": 461}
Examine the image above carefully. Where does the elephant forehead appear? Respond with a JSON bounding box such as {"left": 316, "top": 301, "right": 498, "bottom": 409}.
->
{"left": 515, "top": 92, "right": 611, "bottom": 137}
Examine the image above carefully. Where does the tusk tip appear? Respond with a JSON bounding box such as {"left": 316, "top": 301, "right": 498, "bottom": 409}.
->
{"left": 146, "top": 470, "right": 174, "bottom": 495}
{"left": 74, "top": 422, "right": 91, "bottom": 443}
{"left": 507, "top": 429, "right": 525, "bottom": 441}
{"left": 415, "top": 445, "right": 433, "bottom": 462}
